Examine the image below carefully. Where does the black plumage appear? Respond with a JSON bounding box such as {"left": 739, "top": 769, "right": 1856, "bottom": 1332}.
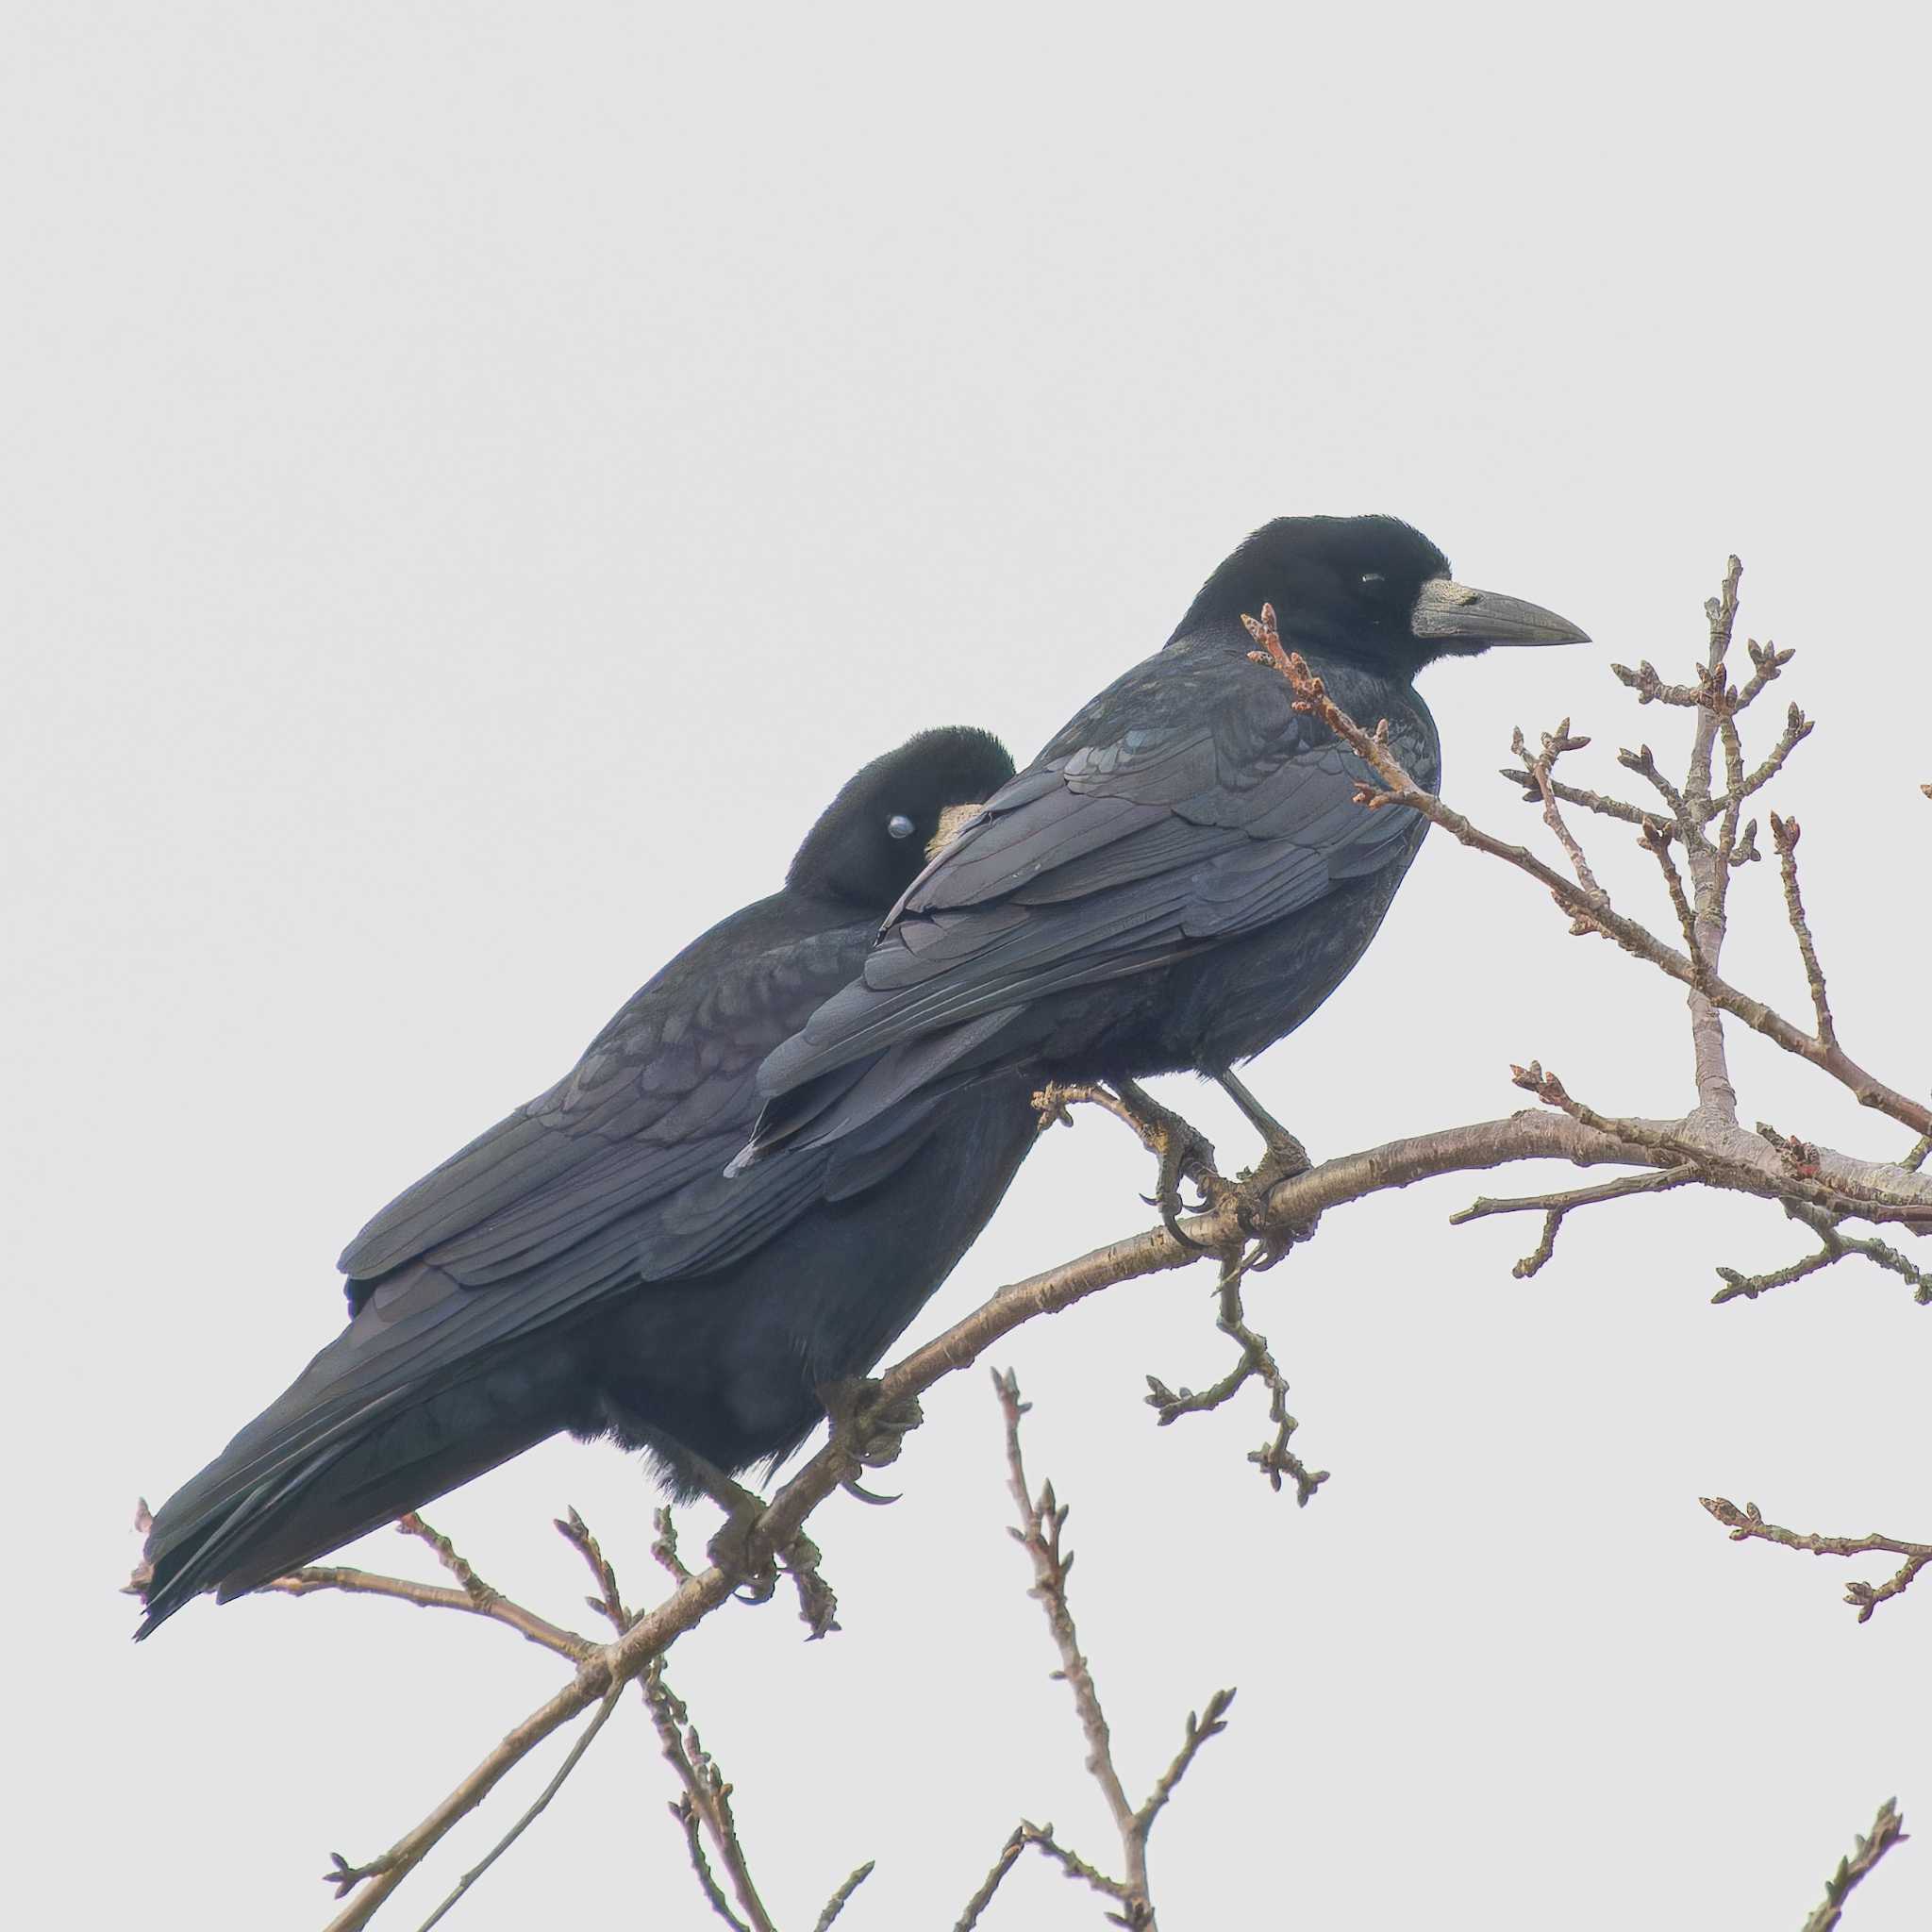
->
{"left": 739, "top": 517, "right": 1587, "bottom": 1161}
{"left": 137, "top": 726, "right": 1030, "bottom": 1635}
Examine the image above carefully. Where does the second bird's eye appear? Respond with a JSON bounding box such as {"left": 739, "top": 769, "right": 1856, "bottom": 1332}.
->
{"left": 886, "top": 814, "right": 916, "bottom": 840}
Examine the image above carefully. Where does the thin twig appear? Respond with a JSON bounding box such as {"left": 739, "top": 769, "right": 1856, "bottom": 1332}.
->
{"left": 1711, "top": 700, "right": 1813, "bottom": 815}
{"left": 955, "top": 1826, "right": 1030, "bottom": 1930}
{"left": 1498, "top": 763, "right": 1655, "bottom": 828}
{"left": 994, "top": 1367, "right": 1141, "bottom": 1908}
{"left": 1638, "top": 818, "right": 1705, "bottom": 981}
{"left": 1510, "top": 719, "right": 1609, "bottom": 905}
{"left": 1771, "top": 813, "right": 1839, "bottom": 1048}
{"left": 1024, "top": 1824, "right": 1130, "bottom": 1901}
{"left": 1132, "top": 1690, "right": 1236, "bottom": 1843}
{"left": 267, "top": 1561, "right": 593, "bottom": 1663}
{"left": 1144, "top": 1251, "right": 1328, "bottom": 1501}
{"left": 1711, "top": 1197, "right": 1931, "bottom": 1305}
{"left": 554, "top": 1507, "right": 632, "bottom": 1634}
{"left": 992, "top": 1369, "right": 1237, "bottom": 1930}
{"left": 1801, "top": 1798, "right": 1908, "bottom": 1932}
{"left": 641, "top": 1657, "right": 777, "bottom": 1932}
{"left": 1449, "top": 1165, "right": 1700, "bottom": 1278}
{"left": 1257, "top": 637, "right": 1932, "bottom": 1139}
{"left": 411, "top": 1689, "right": 623, "bottom": 1932}
{"left": 1700, "top": 1498, "right": 1932, "bottom": 1622}
{"left": 652, "top": 1506, "right": 694, "bottom": 1585}
{"left": 811, "top": 1862, "right": 875, "bottom": 1931}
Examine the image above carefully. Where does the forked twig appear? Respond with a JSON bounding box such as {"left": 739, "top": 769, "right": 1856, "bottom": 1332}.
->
{"left": 991, "top": 1368, "right": 1233, "bottom": 1929}
{"left": 1700, "top": 1498, "right": 1932, "bottom": 1622}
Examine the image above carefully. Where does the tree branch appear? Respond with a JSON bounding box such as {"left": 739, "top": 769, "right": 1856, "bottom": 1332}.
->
{"left": 1251, "top": 623, "right": 1931, "bottom": 1141}
{"left": 1699, "top": 1498, "right": 1932, "bottom": 1622}
{"left": 1448, "top": 1164, "right": 1700, "bottom": 1278}
{"left": 992, "top": 1369, "right": 1234, "bottom": 1930}
{"left": 272, "top": 1514, "right": 595, "bottom": 1662}
{"left": 411, "top": 1689, "right": 624, "bottom": 1932}
{"left": 1144, "top": 1249, "right": 1327, "bottom": 1502}
{"left": 641, "top": 1658, "right": 777, "bottom": 1932}
{"left": 1801, "top": 1799, "right": 1908, "bottom": 1932}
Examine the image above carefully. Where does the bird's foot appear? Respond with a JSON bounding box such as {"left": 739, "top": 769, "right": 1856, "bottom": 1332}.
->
{"left": 821, "top": 1376, "right": 925, "bottom": 1488}
{"left": 1228, "top": 1138, "right": 1321, "bottom": 1268}
{"left": 1210, "top": 1072, "right": 1318, "bottom": 1264}
{"left": 687, "top": 1457, "right": 778, "bottom": 1603}
{"left": 1116, "top": 1079, "right": 1234, "bottom": 1249}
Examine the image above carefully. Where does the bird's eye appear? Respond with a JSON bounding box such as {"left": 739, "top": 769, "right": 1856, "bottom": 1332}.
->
{"left": 886, "top": 813, "right": 916, "bottom": 840}
{"left": 1359, "top": 572, "right": 1385, "bottom": 587}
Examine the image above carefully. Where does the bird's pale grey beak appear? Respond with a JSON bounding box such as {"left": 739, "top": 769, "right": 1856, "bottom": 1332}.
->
{"left": 1410, "top": 576, "right": 1590, "bottom": 647}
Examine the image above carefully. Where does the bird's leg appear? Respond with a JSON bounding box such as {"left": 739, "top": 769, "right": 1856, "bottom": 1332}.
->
{"left": 683, "top": 1442, "right": 843, "bottom": 1637}
{"left": 1115, "top": 1077, "right": 1235, "bottom": 1250}
{"left": 682, "top": 1450, "right": 778, "bottom": 1601}
{"left": 1213, "top": 1069, "right": 1319, "bottom": 1257}
{"left": 1215, "top": 1069, "right": 1310, "bottom": 1174}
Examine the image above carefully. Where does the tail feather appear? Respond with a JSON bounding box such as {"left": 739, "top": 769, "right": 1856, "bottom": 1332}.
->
{"left": 136, "top": 1321, "right": 589, "bottom": 1637}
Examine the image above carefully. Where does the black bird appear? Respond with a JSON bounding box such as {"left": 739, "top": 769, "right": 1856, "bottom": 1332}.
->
{"left": 737, "top": 516, "right": 1587, "bottom": 1174}
{"left": 136, "top": 726, "right": 1031, "bottom": 1635}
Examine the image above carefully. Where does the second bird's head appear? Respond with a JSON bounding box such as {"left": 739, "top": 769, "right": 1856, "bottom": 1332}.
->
{"left": 789, "top": 725, "right": 1016, "bottom": 908}
{"left": 1170, "top": 514, "right": 1588, "bottom": 675}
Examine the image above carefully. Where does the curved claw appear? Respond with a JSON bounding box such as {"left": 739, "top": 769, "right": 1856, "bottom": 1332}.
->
{"left": 841, "top": 1475, "right": 902, "bottom": 1506}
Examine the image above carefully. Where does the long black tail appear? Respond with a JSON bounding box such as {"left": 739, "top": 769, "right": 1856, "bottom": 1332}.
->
{"left": 135, "top": 1267, "right": 590, "bottom": 1636}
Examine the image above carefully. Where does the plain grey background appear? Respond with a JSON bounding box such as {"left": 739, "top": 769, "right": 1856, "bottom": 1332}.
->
{"left": 5, "top": 6, "right": 1928, "bottom": 1927}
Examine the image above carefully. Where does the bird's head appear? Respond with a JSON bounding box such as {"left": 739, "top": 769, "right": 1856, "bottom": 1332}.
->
{"left": 789, "top": 724, "right": 1016, "bottom": 908}
{"left": 1169, "top": 514, "right": 1588, "bottom": 675}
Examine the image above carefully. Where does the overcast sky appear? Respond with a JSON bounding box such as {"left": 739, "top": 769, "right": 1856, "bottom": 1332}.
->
{"left": 6, "top": 8, "right": 1929, "bottom": 1929}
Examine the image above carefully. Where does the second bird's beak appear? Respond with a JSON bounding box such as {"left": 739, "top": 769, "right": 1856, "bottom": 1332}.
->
{"left": 925, "top": 799, "right": 986, "bottom": 861}
{"left": 1410, "top": 577, "right": 1590, "bottom": 648}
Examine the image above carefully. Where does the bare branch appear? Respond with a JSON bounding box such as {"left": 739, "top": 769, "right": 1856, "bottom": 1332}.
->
{"left": 1801, "top": 1798, "right": 1909, "bottom": 1932}
{"left": 411, "top": 1689, "right": 624, "bottom": 1932}
{"left": 1615, "top": 740, "right": 1691, "bottom": 820}
{"left": 1449, "top": 1165, "right": 1700, "bottom": 1278}
{"left": 271, "top": 1518, "right": 596, "bottom": 1663}
{"left": 1022, "top": 1824, "right": 1131, "bottom": 1903}
{"left": 1507, "top": 1062, "right": 1932, "bottom": 1230}
{"left": 642, "top": 1657, "right": 778, "bottom": 1932}
{"left": 955, "top": 1826, "right": 1030, "bottom": 1931}
{"left": 1700, "top": 1498, "right": 1932, "bottom": 1622}
{"left": 554, "top": 1507, "right": 632, "bottom": 1634}
{"left": 652, "top": 1506, "right": 694, "bottom": 1585}
{"left": 314, "top": 1091, "right": 1932, "bottom": 1927}
{"left": 1510, "top": 719, "right": 1609, "bottom": 906}
{"left": 811, "top": 1861, "right": 875, "bottom": 1931}
{"left": 992, "top": 1369, "right": 1237, "bottom": 1929}
{"left": 1498, "top": 763, "right": 1655, "bottom": 828}
{"left": 994, "top": 1369, "right": 1140, "bottom": 1892}
{"left": 1711, "top": 700, "right": 1814, "bottom": 815}
{"left": 1771, "top": 812, "right": 1839, "bottom": 1048}
{"left": 1132, "top": 1689, "right": 1236, "bottom": 1843}
{"left": 1637, "top": 817, "right": 1706, "bottom": 982}
{"left": 1254, "top": 636, "right": 1932, "bottom": 1140}
{"left": 1144, "top": 1250, "right": 1328, "bottom": 1502}
{"left": 1711, "top": 1206, "right": 1931, "bottom": 1306}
